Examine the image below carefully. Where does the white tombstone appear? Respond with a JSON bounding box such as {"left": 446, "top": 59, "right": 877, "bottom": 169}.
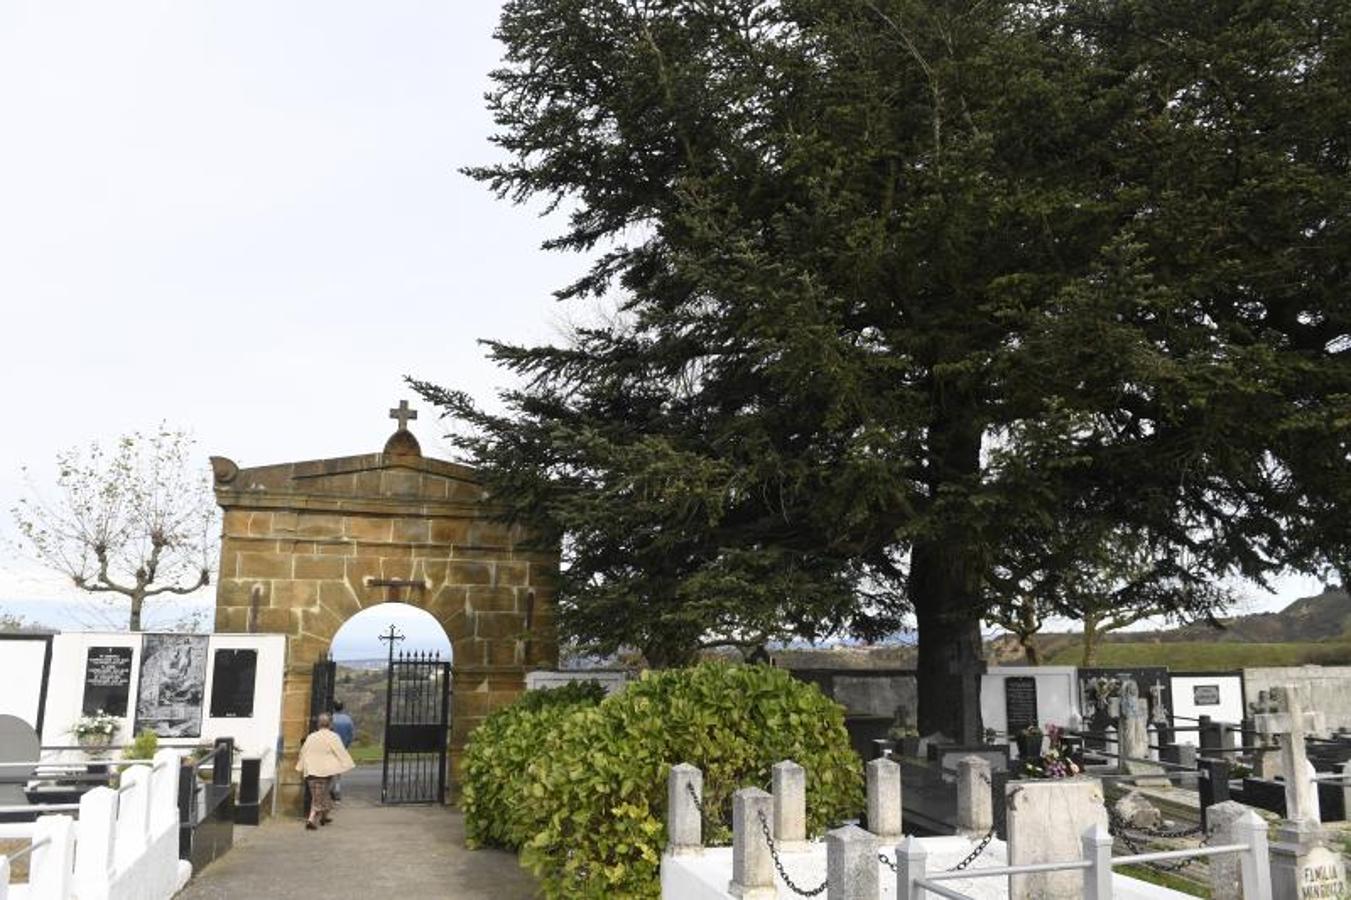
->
{"left": 1256, "top": 686, "right": 1346, "bottom": 900}
{"left": 1007, "top": 777, "right": 1108, "bottom": 900}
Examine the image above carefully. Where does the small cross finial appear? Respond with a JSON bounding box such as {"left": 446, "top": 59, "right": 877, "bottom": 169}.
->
{"left": 389, "top": 400, "right": 417, "bottom": 431}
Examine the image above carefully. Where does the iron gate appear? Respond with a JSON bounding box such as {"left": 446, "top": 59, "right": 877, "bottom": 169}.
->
{"left": 305, "top": 656, "right": 337, "bottom": 816}
{"left": 382, "top": 651, "right": 451, "bottom": 804}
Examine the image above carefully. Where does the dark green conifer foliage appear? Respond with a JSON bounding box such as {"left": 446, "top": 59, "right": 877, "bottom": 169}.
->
{"left": 415, "top": 0, "right": 1351, "bottom": 737}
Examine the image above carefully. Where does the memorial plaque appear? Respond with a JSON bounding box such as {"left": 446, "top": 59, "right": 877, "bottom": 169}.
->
{"left": 135, "top": 633, "right": 208, "bottom": 738}
{"left": 1005, "top": 677, "right": 1040, "bottom": 734}
{"left": 209, "top": 649, "right": 257, "bottom": 718}
{"left": 1193, "top": 684, "right": 1221, "bottom": 707}
{"left": 82, "top": 646, "right": 133, "bottom": 716}
{"left": 1296, "top": 846, "right": 1346, "bottom": 899}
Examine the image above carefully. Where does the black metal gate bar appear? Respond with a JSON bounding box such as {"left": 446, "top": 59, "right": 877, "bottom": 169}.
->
{"left": 382, "top": 650, "right": 451, "bottom": 804}
{"left": 306, "top": 656, "right": 336, "bottom": 816}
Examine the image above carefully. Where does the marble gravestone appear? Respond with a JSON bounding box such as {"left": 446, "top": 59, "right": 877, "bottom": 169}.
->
{"left": 1119, "top": 679, "right": 1168, "bottom": 785}
{"left": 1256, "top": 686, "right": 1347, "bottom": 900}
{"left": 1006, "top": 777, "right": 1109, "bottom": 900}
{"left": 81, "top": 646, "right": 133, "bottom": 717}
{"left": 0, "top": 714, "right": 40, "bottom": 806}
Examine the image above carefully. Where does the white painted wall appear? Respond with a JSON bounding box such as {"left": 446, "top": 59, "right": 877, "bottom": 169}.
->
{"left": 1169, "top": 675, "right": 1244, "bottom": 746}
{"left": 39, "top": 633, "right": 286, "bottom": 781}
{"left": 526, "top": 669, "right": 629, "bottom": 695}
{"left": 0, "top": 637, "right": 50, "bottom": 729}
{"left": 980, "top": 666, "right": 1081, "bottom": 738}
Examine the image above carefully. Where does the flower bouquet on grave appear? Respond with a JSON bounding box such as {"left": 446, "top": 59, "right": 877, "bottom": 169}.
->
{"left": 1020, "top": 746, "right": 1081, "bottom": 780}
{"left": 1086, "top": 677, "right": 1122, "bottom": 719}
{"left": 72, "top": 711, "right": 120, "bottom": 757}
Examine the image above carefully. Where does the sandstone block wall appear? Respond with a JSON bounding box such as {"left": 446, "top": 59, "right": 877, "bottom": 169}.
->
{"left": 211, "top": 448, "right": 558, "bottom": 804}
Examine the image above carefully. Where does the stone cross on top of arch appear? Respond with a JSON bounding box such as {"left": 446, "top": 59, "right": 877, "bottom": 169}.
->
{"left": 389, "top": 400, "right": 417, "bottom": 431}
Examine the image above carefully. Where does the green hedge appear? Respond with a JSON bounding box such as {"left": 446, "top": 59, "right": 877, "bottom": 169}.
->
{"left": 514, "top": 663, "right": 862, "bottom": 899}
{"left": 461, "top": 680, "right": 607, "bottom": 849}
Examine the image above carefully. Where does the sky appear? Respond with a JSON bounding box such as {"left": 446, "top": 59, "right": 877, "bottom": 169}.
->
{"left": 0, "top": 1, "right": 1331, "bottom": 652}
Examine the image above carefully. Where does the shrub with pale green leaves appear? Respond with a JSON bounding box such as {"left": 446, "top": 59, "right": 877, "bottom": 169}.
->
{"left": 461, "top": 680, "right": 607, "bottom": 849}
{"left": 515, "top": 663, "right": 862, "bottom": 899}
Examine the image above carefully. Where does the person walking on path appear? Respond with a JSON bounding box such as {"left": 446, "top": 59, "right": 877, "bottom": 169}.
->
{"left": 297, "top": 712, "right": 355, "bottom": 831}
{"left": 330, "top": 701, "right": 355, "bottom": 800}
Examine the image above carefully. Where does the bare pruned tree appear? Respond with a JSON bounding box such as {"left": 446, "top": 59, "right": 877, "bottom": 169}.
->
{"left": 11, "top": 427, "right": 217, "bottom": 631}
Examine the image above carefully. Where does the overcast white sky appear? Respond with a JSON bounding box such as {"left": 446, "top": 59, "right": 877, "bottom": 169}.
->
{"left": 0, "top": 1, "right": 1328, "bottom": 644}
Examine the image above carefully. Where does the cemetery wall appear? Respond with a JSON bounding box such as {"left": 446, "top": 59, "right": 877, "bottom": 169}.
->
{"left": 526, "top": 669, "right": 630, "bottom": 694}
{"left": 38, "top": 632, "right": 286, "bottom": 779}
{"left": 0, "top": 634, "right": 52, "bottom": 731}
{"left": 1245, "top": 666, "right": 1351, "bottom": 731}
{"left": 1169, "top": 673, "right": 1245, "bottom": 742}
{"left": 981, "top": 666, "right": 1080, "bottom": 737}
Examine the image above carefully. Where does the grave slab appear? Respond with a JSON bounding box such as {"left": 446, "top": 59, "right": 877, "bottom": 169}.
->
{"left": 1006, "top": 777, "right": 1108, "bottom": 900}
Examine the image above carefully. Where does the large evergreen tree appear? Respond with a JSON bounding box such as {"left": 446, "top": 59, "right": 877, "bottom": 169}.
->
{"left": 416, "top": 0, "right": 1351, "bottom": 738}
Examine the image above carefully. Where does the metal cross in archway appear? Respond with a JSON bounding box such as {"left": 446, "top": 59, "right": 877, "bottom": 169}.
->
{"left": 389, "top": 400, "right": 417, "bottom": 431}
{"left": 379, "top": 624, "right": 406, "bottom": 664}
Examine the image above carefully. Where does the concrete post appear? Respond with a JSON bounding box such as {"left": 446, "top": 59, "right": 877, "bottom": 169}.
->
{"left": 667, "top": 763, "right": 703, "bottom": 856}
{"left": 956, "top": 755, "right": 993, "bottom": 834}
{"left": 151, "top": 748, "right": 182, "bottom": 836}
{"left": 1081, "top": 823, "right": 1114, "bottom": 900}
{"left": 114, "top": 765, "right": 150, "bottom": 872}
{"left": 1342, "top": 761, "right": 1351, "bottom": 827}
{"left": 75, "top": 786, "right": 118, "bottom": 900}
{"left": 0, "top": 856, "right": 9, "bottom": 900}
{"left": 826, "top": 824, "right": 878, "bottom": 900}
{"left": 772, "top": 760, "right": 807, "bottom": 850}
{"left": 1234, "top": 809, "right": 1273, "bottom": 900}
{"left": 1204, "top": 800, "right": 1251, "bottom": 899}
{"left": 896, "top": 835, "right": 927, "bottom": 900}
{"left": 29, "top": 814, "right": 75, "bottom": 899}
{"left": 729, "top": 788, "right": 775, "bottom": 899}
{"left": 866, "top": 757, "right": 903, "bottom": 841}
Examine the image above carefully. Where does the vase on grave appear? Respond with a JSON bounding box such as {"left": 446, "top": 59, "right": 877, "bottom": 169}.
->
{"left": 1015, "top": 732, "right": 1043, "bottom": 761}
{"left": 78, "top": 733, "right": 114, "bottom": 758}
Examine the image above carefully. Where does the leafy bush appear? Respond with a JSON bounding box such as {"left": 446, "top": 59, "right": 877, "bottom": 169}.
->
{"left": 518, "top": 663, "right": 862, "bottom": 899}
{"left": 462, "top": 680, "right": 607, "bottom": 849}
{"left": 122, "top": 729, "right": 159, "bottom": 760}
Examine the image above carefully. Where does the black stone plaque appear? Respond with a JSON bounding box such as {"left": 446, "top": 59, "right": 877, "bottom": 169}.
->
{"left": 82, "top": 646, "right": 133, "bottom": 716}
{"left": 1193, "top": 684, "right": 1221, "bottom": 706}
{"left": 209, "top": 649, "right": 257, "bottom": 719}
{"left": 1005, "top": 677, "right": 1039, "bottom": 733}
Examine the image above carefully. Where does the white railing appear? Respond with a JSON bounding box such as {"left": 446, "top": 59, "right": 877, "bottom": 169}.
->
{"left": 896, "top": 813, "right": 1272, "bottom": 900}
{"left": 0, "top": 748, "right": 189, "bottom": 900}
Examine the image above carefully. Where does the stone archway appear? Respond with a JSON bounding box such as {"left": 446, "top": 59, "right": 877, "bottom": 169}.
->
{"left": 210, "top": 417, "right": 558, "bottom": 806}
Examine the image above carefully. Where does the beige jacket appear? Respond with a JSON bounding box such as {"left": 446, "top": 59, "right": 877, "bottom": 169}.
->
{"left": 296, "top": 728, "right": 356, "bottom": 779}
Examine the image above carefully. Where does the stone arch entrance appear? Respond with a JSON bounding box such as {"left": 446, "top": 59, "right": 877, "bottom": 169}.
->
{"left": 209, "top": 415, "right": 558, "bottom": 806}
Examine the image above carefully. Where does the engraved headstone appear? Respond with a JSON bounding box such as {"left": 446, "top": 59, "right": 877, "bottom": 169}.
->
{"left": 81, "top": 646, "right": 134, "bottom": 717}
{"left": 1004, "top": 677, "right": 1039, "bottom": 735}
{"left": 209, "top": 649, "right": 257, "bottom": 718}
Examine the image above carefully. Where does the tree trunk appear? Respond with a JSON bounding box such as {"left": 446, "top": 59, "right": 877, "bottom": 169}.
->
{"left": 912, "top": 542, "right": 986, "bottom": 744}
{"left": 1080, "top": 614, "right": 1099, "bottom": 666}
{"left": 129, "top": 592, "right": 144, "bottom": 632}
{"left": 1018, "top": 601, "right": 1041, "bottom": 666}
{"left": 912, "top": 388, "right": 986, "bottom": 743}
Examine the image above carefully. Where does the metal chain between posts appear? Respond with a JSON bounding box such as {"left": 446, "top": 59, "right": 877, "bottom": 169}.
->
{"left": 1105, "top": 804, "right": 1206, "bottom": 874}
{"left": 757, "top": 809, "right": 829, "bottom": 897}
{"left": 949, "top": 824, "right": 998, "bottom": 872}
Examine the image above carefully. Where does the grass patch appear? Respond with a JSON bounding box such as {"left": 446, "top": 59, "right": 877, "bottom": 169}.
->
{"left": 1047, "top": 641, "right": 1351, "bottom": 669}
{"left": 1117, "top": 863, "right": 1209, "bottom": 897}
{"left": 349, "top": 741, "right": 384, "bottom": 764}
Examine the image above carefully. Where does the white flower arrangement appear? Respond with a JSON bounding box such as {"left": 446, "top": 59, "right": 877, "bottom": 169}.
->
{"left": 72, "top": 710, "right": 120, "bottom": 742}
